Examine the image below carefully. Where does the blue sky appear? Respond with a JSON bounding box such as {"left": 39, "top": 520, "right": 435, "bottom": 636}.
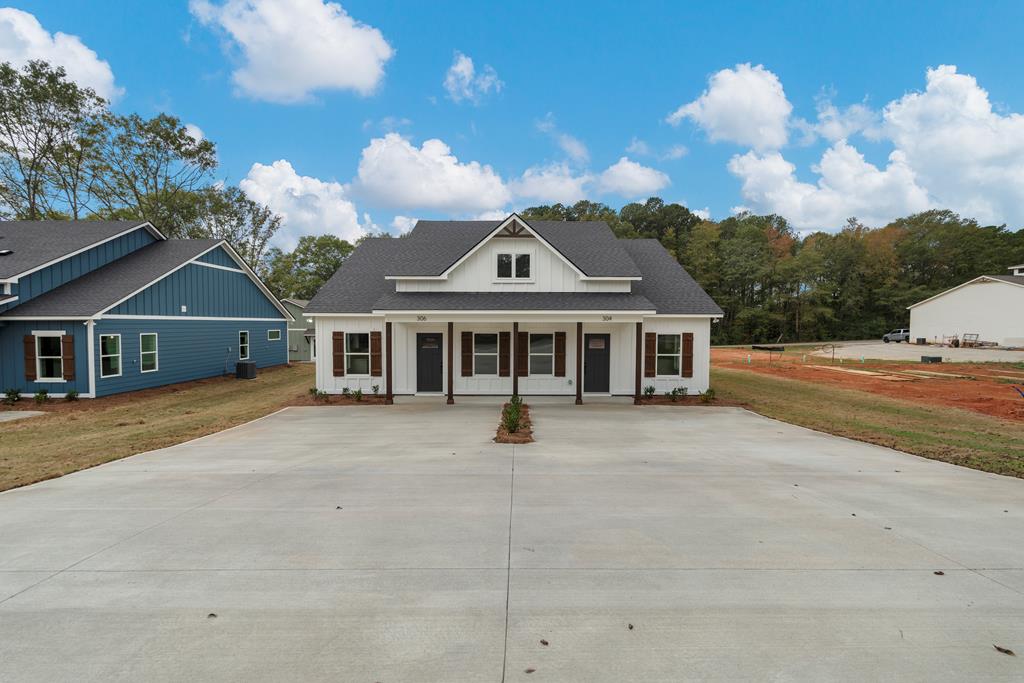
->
{"left": 5, "top": 0, "right": 1024, "bottom": 247}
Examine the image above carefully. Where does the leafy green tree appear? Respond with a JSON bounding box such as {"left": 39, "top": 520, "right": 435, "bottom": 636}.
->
{"left": 262, "top": 234, "right": 355, "bottom": 300}
{"left": 177, "top": 186, "right": 282, "bottom": 267}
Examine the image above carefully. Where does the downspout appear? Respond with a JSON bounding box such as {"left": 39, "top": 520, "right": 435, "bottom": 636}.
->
{"left": 86, "top": 319, "right": 96, "bottom": 398}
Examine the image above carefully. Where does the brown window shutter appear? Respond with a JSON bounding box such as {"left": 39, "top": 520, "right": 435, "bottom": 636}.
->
{"left": 370, "top": 331, "right": 382, "bottom": 376}
{"left": 61, "top": 334, "right": 75, "bottom": 380}
{"left": 644, "top": 332, "right": 656, "bottom": 377}
{"left": 516, "top": 331, "right": 529, "bottom": 377}
{"left": 681, "top": 332, "right": 694, "bottom": 378}
{"left": 332, "top": 331, "right": 345, "bottom": 376}
{"left": 461, "top": 331, "right": 473, "bottom": 377}
{"left": 498, "top": 331, "right": 510, "bottom": 377}
{"left": 23, "top": 335, "right": 37, "bottom": 382}
{"left": 554, "top": 331, "right": 566, "bottom": 377}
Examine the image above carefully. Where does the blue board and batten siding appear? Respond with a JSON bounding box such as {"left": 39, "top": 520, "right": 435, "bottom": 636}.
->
{"left": 0, "top": 320, "right": 90, "bottom": 396}
{"left": 109, "top": 259, "right": 281, "bottom": 318}
{"left": 1, "top": 228, "right": 156, "bottom": 313}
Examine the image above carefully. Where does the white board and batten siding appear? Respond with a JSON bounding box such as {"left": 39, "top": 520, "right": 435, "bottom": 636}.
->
{"left": 395, "top": 237, "right": 630, "bottom": 293}
{"left": 315, "top": 315, "right": 711, "bottom": 396}
{"left": 909, "top": 278, "right": 1024, "bottom": 347}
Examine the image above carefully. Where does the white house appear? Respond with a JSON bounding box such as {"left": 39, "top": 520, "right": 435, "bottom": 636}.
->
{"left": 306, "top": 214, "right": 723, "bottom": 403}
{"left": 908, "top": 265, "right": 1024, "bottom": 347}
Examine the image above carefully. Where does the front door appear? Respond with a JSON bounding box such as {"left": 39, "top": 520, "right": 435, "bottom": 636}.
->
{"left": 583, "top": 333, "right": 610, "bottom": 393}
{"left": 416, "top": 333, "right": 444, "bottom": 393}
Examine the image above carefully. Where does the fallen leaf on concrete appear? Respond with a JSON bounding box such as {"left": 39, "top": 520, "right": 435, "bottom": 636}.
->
{"left": 336, "top": 506, "right": 343, "bottom": 510}
{"left": 934, "top": 571, "right": 945, "bottom": 576}
{"left": 525, "top": 667, "right": 536, "bottom": 674}
{"left": 540, "top": 639, "right": 548, "bottom": 646}
{"left": 207, "top": 613, "right": 217, "bottom": 618}
{"left": 628, "top": 623, "right": 634, "bottom": 630}
{"left": 884, "top": 526, "right": 892, "bottom": 530}
{"left": 994, "top": 645, "right": 1015, "bottom": 656}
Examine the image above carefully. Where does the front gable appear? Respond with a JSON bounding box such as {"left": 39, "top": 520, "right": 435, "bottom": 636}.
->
{"left": 394, "top": 215, "right": 632, "bottom": 294}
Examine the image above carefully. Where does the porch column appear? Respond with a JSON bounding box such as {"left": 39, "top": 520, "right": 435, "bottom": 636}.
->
{"left": 512, "top": 321, "right": 519, "bottom": 397}
{"left": 575, "top": 321, "right": 583, "bottom": 405}
{"left": 634, "top": 321, "right": 643, "bottom": 405}
{"left": 385, "top": 321, "right": 393, "bottom": 405}
{"left": 447, "top": 321, "right": 454, "bottom": 404}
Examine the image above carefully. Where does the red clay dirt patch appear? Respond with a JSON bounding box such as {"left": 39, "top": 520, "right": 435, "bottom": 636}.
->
{"left": 711, "top": 348, "right": 1024, "bottom": 421}
{"left": 495, "top": 402, "right": 534, "bottom": 444}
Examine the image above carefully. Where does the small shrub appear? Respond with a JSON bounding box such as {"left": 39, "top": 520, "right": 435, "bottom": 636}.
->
{"left": 509, "top": 394, "right": 523, "bottom": 408}
{"left": 700, "top": 387, "right": 715, "bottom": 404}
{"left": 341, "top": 387, "right": 350, "bottom": 396}
{"left": 502, "top": 401, "right": 522, "bottom": 433}
{"left": 353, "top": 388, "right": 363, "bottom": 402}
{"left": 3, "top": 388, "right": 20, "bottom": 405}
{"left": 663, "top": 387, "right": 687, "bottom": 402}
{"left": 309, "top": 387, "right": 328, "bottom": 401}
{"left": 65, "top": 389, "right": 79, "bottom": 402}
{"left": 33, "top": 389, "right": 49, "bottom": 404}
{"left": 371, "top": 384, "right": 380, "bottom": 396}
{"left": 643, "top": 385, "right": 655, "bottom": 399}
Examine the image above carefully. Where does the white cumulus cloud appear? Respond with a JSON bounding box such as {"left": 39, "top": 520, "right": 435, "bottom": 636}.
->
{"left": 596, "top": 157, "right": 670, "bottom": 198}
{"left": 190, "top": 0, "right": 393, "bottom": 103}
{"left": 727, "top": 142, "right": 931, "bottom": 229}
{"left": 355, "top": 133, "right": 511, "bottom": 213}
{"left": 510, "top": 163, "right": 592, "bottom": 204}
{"left": 240, "top": 159, "right": 363, "bottom": 247}
{"left": 536, "top": 113, "right": 589, "bottom": 164}
{"left": 443, "top": 51, "right": 502, "bottom": 104}
{"left": 184, "top": 123, "right": 205, "bottom": 141}
{"left": 0, "top": 8, "right": 121, "bottom": 99}
{"left": 390, "top": 215, "right": 418, "bottom": 234}
{"left": 667, "top": 63, "right": 792, "bottom": 151}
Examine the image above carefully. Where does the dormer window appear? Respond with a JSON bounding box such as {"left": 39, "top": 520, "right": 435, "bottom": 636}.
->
{"left": 497, "top": 253, "right": 531, "bottom": 280}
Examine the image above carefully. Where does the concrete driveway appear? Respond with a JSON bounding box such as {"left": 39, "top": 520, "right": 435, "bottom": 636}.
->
{"left": 819, "top": 340, "right": 1024, "bottom": 363}
{"left": 1, "top": 403, "right": 1022, "bottom": 681}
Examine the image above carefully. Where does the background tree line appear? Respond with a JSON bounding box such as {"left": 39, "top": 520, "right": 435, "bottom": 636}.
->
{"left": 0, "top": 60, "right": 280, "bottom": 266}
{"left": 522, "top": 200, "right": 1024, "bottom": 344}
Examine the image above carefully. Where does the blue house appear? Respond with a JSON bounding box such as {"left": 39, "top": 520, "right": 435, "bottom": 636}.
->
{"left": 0, "top": 221, "right": 291, "bottom": 398}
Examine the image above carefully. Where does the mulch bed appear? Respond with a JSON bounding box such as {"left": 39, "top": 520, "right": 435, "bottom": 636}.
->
{"left": 300, "top": 393, "right": 389, "bottom": 406}
{"left": 636, "top": 395, "right": 720, "bottom": 406}
{"left": 495, "top": 402, "right": 534, "bottom": 444}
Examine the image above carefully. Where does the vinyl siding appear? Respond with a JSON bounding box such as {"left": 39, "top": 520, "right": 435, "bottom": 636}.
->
{"left": 108, "top": 258, "right": 282, "bottom": 318}
{"left": 11, "top": 227, "right": 156, "bottom": 307}
{"left": 92, "top": 319, "right": 287, "bottom": 397}
{"left": 195, "top": 247, "right": 239, "bottom": 268}
{"left": 283, "top": 301, "right": 313, "bottom": 362}
{"left": 910, "top": 279, "right": 1024, "bottom": 346}
{"left": 0, "top": 320, "right": 90, "bottom": 396}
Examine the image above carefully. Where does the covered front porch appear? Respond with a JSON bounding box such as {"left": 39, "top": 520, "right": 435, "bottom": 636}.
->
{"left": 384, "top": 314, "right": 646, "bottom": 405}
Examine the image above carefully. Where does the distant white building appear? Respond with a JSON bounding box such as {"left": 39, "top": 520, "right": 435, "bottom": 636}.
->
{"left": 908, "top": 265, "right": 1024, "bottom": 347}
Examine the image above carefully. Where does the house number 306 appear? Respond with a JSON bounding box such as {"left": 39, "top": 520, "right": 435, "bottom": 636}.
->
{"left": 416, "top": 315, "right": 428, "bottom": 321}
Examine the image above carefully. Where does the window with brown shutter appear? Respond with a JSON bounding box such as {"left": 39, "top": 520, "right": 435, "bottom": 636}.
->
{"left": 644, "top": 332, "right": 656, "bottom": 377}
{"left": 461, "top": 331, "right": 473, "bottom": 377}
{"left": 370, "top": 331, "right": 382, "bottom": 376}
{"left": 515, "top": 331, "right": 529, "bottom": 377}
{"left": 332, "top": 331, "right": 345, "bottom": 376}
{"left": 681, "top": 332, "right": 694, "bottom": 378}
{"left": 498, "top": 331, "right": 510, "bottom": 377}
{"left": 61, "top": 335, "right": 75, "bottom": 380}
{"left": 23, "top": 335, "right": 36, "bottom": 381}
{"left": 554, "top": 331, "right": 566, "bottom": 377}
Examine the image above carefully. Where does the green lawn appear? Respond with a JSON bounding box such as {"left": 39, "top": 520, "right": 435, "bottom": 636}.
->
{"left": 712, "top": 367, "right": 1024, "bottom": 478}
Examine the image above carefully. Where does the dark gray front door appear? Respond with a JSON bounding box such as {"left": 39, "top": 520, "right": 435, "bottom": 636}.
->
{"left": 416, "top": 333, "right": 443, "bottom": 392}
{"left": 583, "top": 334, "right": 610, "bottom": 393}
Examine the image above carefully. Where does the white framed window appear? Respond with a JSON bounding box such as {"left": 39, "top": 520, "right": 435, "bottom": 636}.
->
{"left": 267, "top": 329, "right": 281, "bottom": 341}
{"left": 473, "top": 333, "right": 498, "bottom": 375}
{"left": 239, "top": 331, "right": 250, "bottom": 360}
{"left": 529, "top": 333, "right": 553, "bottom": 375}
{"left": 35, "top": 331, "right": 64, "bottom": 382}
{"left": 496, "top": 252, "right": 532, "bottom": 280}
{"left": 656, "top": 334, "right": 681, "bottom": 376}
{"left": 140, "top": 333, "right": 158, "bottom": 373}
{"left": 346, "top": 332, "right": 370, "bottom": 375}
{"left": 99, "top": 334, "right": 121, "bottom": 378}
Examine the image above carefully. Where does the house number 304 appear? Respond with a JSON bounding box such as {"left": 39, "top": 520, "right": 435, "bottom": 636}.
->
{"left": 602, "top": 315, "right": 613, "bottom": 321}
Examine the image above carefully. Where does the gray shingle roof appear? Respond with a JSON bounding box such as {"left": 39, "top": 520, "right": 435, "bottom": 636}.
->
{"left": 988, "top": 275, "right": 1024, "bottom": 286}
{"left": 384, "top": 217, "right": 641, "bottom": 277}
{"left": 372, "top": 291, "right": 655, "bottom": 311}
{"left": 307, "top": 228, "right": 722, "bottom": 317}
{"left": 622, "top": 240, "right": 724, "bottom": 316}
{"left": 1, "top": 239, "right": 222, "bottom": 317}
{"left": 0, "top": 220, "right": 155, "bottom": 280}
